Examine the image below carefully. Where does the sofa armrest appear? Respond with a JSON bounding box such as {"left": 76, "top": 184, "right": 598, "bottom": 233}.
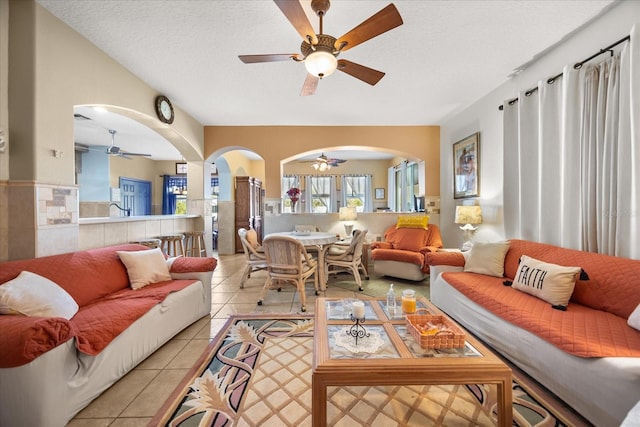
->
{"left": 425, "top": 251, "right": 466, "bottom": 267}
{"left": 370, "top": 242, "right": 392, "bottom": 250}
{"left": 168, "top": 257, "right": 217, "bottom": 273}
{"left": 0, "top": 316, "right": 75, "bottom": 368}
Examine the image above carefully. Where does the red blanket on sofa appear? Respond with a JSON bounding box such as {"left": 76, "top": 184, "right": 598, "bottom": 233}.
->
{"left": 442, "top": 272, "right": 640, "bottom": 357}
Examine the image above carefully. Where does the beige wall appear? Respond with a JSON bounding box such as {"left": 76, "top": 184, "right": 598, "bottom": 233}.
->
{"left": 205, "top": 126, "right": 440, "bottom": 199}
{"left": 2, "top": 1, "right": 206, "bottom": 260}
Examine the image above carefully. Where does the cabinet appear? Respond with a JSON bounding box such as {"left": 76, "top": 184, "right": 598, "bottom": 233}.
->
{"left": 235, "top": 176, "right": 263, "bottom": 252}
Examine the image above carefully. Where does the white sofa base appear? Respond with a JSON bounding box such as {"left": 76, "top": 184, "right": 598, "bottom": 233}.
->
{"left": 0, "top": 279, "right": 211, "bottom": 427}
{"left": 431, "top": 273, "right": 640, "bottom": 427}
{"left": 373, "top": 260, "right": 426, "bottom": 281}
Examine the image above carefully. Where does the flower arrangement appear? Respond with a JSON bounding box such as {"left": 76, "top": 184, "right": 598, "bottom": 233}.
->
{"left": 286, "top": 187, "right": 301, "bottom": 202}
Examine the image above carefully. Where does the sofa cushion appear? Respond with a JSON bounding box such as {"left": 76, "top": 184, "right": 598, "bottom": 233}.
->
{"left": 0, "top": 271, "right": 79, "bottom": 319}
{"left": 0, "top": 244, "right": 148, "bottom": 307}
{"left": 441, "top": 271, "right": 640, "bottom": 357}
{"left": 463, "top": 241, "right": 510, "bottom": 277}
{"left": 504, "top": 240, "right": 640, "bottom": 319}
{"left": 396, "top": 215, "right": 429, "bottom": 229}
{"left": 512, "top": 255, "right": 581, "bottom": 307}
{"left": 117, "top": 248, "right": 172, "bottom": 290}
{"left": 371, "top": 248, "right": 424, "bottom": 267}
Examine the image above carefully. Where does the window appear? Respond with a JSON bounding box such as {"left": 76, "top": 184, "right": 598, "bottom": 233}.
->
{"left": 342, "top": 176, "right": 367, "bottom": 212}
{"left": 309, "top": 176, "right": 331, "bottom": 213}
{"left": 390, "top": 161, "right": 421, "bottom": 212}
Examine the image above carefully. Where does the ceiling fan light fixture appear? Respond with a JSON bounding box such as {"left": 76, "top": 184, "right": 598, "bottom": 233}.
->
{"left": 304, "top": 49, "right": 337, "bottom": 79}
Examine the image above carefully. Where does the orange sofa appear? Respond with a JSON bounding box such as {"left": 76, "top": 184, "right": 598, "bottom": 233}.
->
{"left": 0, "top": 244, "right": 217, "bottom": 427}
{"left": 426, "top": 239, "right": 640, "bottom": 426}
{"left": 371, "top": 223, "right": 443, "bottom": 281}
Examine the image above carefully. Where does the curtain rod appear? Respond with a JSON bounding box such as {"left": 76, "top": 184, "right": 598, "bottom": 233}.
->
{"left": 498, "top": 34, "right": 630, "bottom": 111}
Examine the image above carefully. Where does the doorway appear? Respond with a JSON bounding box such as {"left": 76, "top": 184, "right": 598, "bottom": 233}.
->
{"left": 120, "top": 177, "right": 151, "bottom": 216}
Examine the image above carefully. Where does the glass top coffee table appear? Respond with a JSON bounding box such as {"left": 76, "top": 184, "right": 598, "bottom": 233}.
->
{"left": 312, "top": 297, "right": 512, "bottom": 426}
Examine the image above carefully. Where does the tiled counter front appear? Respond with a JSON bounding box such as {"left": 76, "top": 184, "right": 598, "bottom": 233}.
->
{"left": 79, "top": 215, "right": 200, "bottom": 251}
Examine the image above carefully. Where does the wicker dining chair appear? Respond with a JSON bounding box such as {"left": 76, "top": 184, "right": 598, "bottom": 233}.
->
{"left": 237, "top": 228, "right": 267, "bottom": 289}
{"left": 325, "top": 229, "right": 369, "bottom": 291}
{"left": 259, "top": 235, "right": 318, "bottom": 312}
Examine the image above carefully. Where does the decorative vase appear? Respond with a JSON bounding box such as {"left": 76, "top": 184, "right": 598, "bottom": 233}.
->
{"left": 291, "top": 199, "right": 297, "bottom": 213}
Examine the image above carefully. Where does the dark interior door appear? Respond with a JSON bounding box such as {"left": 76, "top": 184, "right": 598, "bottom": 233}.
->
{"left": 120, "top": 177, "right": 151, "bottom": 216}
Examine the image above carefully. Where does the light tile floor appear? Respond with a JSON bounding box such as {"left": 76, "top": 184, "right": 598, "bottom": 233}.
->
{"left": 68, "top": 252, "right": 428, "bottom": 426}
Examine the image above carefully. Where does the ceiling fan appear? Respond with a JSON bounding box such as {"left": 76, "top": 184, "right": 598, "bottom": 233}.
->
{"left": 239, "top": 0, "right": 403, "bottom": 96}
{"left": 105, "top": 129, "right": 151, "bottom": 159}
{"left": 311, "top": 152, "right": 346, "bottom": 170}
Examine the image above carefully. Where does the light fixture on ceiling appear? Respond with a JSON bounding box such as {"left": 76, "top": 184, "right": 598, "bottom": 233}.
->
{"left": 312, "top": 153, "right": 332, "bottom": 171}
{"left": 303, "top": 36, "right": 338, "bottom": 79}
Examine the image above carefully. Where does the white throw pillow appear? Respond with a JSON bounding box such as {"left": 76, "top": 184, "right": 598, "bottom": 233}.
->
{"left": 0, "top": 271, "right": 79, "bottom": 319}
{"left": 117, "top": 248, "right": 172, "bottom": 290}
{"left": 628, "top": 304, "right": 640, "bottom": 331}
{"left": 512, "top": 255, "right": 581, "bottom": 307}
{"left": 463, "top": 241, "right": 511, "bottom": 277}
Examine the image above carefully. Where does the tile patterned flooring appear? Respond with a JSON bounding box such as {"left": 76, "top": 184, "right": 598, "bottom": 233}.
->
{"left": 68, "top": 252, "right": 428, "bottom": 426}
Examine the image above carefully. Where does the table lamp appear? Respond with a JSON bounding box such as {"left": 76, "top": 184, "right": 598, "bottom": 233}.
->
{"left": 454, "top": 205, "right": 483, "bottom": 251}
{"left": 339, "top": 207, "right": 357, "bottom": 237}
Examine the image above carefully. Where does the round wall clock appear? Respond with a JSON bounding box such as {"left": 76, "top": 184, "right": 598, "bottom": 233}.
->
{"left": 155, "top": 95, "right": 174, "bottom": 124}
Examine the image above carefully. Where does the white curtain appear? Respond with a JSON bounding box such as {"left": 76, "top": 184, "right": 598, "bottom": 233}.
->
{"left": 503, "top": 24, "right": 639, "bottom": 259}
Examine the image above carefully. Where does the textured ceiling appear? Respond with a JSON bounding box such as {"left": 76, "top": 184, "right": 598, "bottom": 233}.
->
{"left": 37, "top": 0, "right": 617, "bottom": 159}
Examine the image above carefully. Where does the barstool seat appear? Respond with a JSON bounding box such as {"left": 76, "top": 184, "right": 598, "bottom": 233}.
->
{"left": 157, "top": 234, "right": 185, "bottom": 257}
{"left": 130, "top": 238, "right": 162, "bottom": 249}
{"left": 184, "top": 231, "right": 207, "bottom": 257}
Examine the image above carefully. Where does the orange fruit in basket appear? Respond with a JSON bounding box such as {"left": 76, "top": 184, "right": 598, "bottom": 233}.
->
{"left": 419, "top": 327, "right": 438, "bottom": 336}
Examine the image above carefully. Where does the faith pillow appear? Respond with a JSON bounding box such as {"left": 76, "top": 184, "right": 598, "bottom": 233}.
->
{"left": 117, "top": 248, "right": 172, "bottom": 290}
{"left": 512, "top": 255, "right": 581, "bottom": 307}
{"left": 0, "top": 271, "right": 79, "bottom": 319}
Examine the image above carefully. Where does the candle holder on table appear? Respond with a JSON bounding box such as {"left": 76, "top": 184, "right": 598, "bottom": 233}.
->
{"left": 347, "top": 313, "right": 370, "bottom": 346}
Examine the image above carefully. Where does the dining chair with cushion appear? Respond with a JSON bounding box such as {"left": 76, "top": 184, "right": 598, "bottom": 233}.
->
{"left": 237, "top": 228, "right": 267, "bottom": 289}
{"left": 259, "top": 235, "right": 318, "bottom": 312}
{"left": 325, "top": 229, "right": 369, "bottom": 291}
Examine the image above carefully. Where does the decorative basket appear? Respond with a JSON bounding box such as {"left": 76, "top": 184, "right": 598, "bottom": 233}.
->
{"left": 406, "top": 308, "right": 466, "bottom": 349}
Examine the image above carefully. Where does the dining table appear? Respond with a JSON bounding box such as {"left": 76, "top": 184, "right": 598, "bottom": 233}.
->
{"left": 263, "top": 231, "right": 338, "bottom": 290}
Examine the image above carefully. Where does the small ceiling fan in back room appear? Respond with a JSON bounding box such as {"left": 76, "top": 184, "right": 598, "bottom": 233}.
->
{"left": 239, "top": 0, "right": 403, "bottom": 96}
{"left": 104, "top": 129, "right": 151, "bottom": 159}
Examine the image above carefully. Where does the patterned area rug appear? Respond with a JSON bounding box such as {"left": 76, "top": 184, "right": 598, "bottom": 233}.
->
{"left": 152, "top": 315, "right": 590, "bottom": 426}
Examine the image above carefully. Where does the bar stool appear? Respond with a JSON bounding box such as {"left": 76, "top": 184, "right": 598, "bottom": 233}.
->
{"left": 184, "top": 231, "right": 207, "bottom": 257}
{"left": 129, "top": 238, "right": 162, "bottom": 249}
{"left": 157, "top": 234, "right": 185, "bottom": 257}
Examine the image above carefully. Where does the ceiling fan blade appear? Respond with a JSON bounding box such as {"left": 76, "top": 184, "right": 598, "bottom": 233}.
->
{"left": 120, "top": 152, "right": 151, "bottom": 157}
{"left": 239, "top": 54, "right": 300, "bottom": 64}
{"left": 274, "top": 0, "right": 318, "bottom": 45}
{"left": 335, "top": 4, "right": 403, "bottom": 52}
{"left": 300, "top": 73, "right": 319, "bottom": 96}
{"left": 337, "top": 59, "right": 385, "bottom": 86}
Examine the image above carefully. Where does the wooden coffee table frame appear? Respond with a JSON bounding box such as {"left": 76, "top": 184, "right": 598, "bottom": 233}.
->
{"left": 312, "top": 297, "right": 512, "bottom": 426}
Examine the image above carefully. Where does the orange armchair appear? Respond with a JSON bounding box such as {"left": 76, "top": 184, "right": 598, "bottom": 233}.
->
{"left": 371, "top": 223, "right": 443, "bottom": 281}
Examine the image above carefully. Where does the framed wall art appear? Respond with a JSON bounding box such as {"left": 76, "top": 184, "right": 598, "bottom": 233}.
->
{"left": 375, "top": 188, "right": 385, "bottom": 199}
{"left": 453, "top": 133, "right": 480, "bottom": 199}
{"left": 175, "top": 162, "right": 187, "bottom": 174}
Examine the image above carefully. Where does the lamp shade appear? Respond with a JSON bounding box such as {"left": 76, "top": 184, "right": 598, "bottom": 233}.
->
{"left": 339, "top": 206, "right": 357, "bottom": 221}
{"left": 455, "top": 205, "right": 482, "bottom": 225}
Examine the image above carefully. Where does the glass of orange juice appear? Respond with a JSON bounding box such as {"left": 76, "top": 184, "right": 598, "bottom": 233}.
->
{"left": 401, "top": 289, "right": 416, "bottom": 314}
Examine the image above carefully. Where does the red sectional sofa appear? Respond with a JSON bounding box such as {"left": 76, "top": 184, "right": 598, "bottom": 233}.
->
{"left": 426, "top": 239, "right": 640, "bottom": 426}
{"left": 0, "top": 244, "right": 217, "bottom": 427}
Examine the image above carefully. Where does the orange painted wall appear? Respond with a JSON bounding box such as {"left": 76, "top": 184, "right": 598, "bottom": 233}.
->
{"left": 205, "top": 126, "right": 440, "bottom": 198}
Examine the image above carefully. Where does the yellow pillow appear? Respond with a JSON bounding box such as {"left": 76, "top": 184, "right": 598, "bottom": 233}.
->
{"left": 396, "top": 215, "right": 429, "bottom": 230}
